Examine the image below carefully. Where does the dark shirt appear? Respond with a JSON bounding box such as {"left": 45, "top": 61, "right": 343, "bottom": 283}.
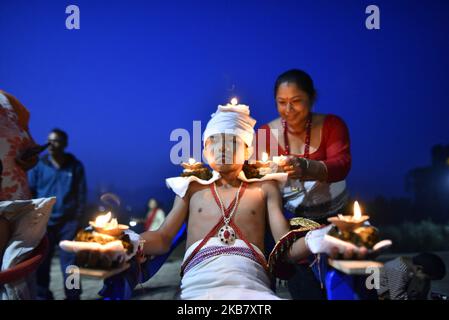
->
{"left": 378, "top": 257, "right": 431, "bottom": 300}
{"left": 28, "top": 153, "right": 87, "bottom": 226}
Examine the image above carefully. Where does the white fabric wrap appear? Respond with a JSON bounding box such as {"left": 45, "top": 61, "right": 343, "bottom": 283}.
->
{"left": 166, "top": 170, "right": 288, "bottom": 198}
{"left": 202, "top": 104, "right": 256, "bottom": 148}
{"left": 180, "top": 238, "right": 282, "bottom": 300}
{"left": 305, "top": 225, "right": 363, "bottom": 255}
{"left": 305, "top": 225, "right": 392, "bottom": 255}
{"left": 1, "top": 197, "right": 56, "bottom": 300}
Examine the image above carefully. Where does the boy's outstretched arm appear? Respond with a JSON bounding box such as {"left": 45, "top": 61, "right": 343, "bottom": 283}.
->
{"left": 264, "top": 180, "right": 290, "bottom": 242}
{"left": 140, "top": 193, "right": 189, "bottom": 256}
{"left": 265, "top": 183, "right": 369, "bottom": 268}
{"left": 264, "top": 180, "right": 312, "bottom": 262}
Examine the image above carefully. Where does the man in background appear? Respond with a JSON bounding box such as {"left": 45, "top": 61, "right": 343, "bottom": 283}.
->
{"left": 378, "top": 252, "right": 446, "bottom": 300}
{"left": 28, "top": 128, "right": 87, "bottom": 300}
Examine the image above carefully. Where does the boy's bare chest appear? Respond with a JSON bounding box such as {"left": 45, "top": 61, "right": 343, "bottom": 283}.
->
{"left": 191, "top": 202, "right": 264, "bottom": 221}
{"left": 191, "top": 191, "right": 264, "bottom": 216}
{"left": 185, "top": 185, "right": 267, "bottom": 250}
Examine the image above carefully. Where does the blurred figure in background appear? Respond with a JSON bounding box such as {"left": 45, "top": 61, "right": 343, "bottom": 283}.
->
{"left": 378, "top": 252, "right": 446, "bottom": 300}
{"left": 144, "top": 198, "right": 165, "bottom": 231}
{"left": 28, "top": 128, "right": 87, "bottom": 300}
{"left": 130, "top": 198, "right": 165, "bottom": 231}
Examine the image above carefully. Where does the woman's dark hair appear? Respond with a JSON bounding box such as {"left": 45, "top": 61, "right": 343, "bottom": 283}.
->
{"left": 274, "top": 69, "right": 317, "bottom": 104}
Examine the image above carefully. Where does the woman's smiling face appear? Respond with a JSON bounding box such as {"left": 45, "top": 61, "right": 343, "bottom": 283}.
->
{"left": 276, "top": 82, "right": 312, "bottom": 123}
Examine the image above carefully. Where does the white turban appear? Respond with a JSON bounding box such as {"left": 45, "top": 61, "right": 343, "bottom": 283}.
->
{"left": 202, "top": 103, "right": 256, "bottom": 148}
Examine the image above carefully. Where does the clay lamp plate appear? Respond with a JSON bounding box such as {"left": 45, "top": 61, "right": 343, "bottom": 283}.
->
{"left": 327, "top": 215, "right": 370, "bottom": 232}
{"left": 89, "top": 222, "right": 129, "bottom": 237}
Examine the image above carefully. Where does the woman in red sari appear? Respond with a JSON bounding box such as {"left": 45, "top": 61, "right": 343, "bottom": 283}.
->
{"left": 257, "top": 69, "right": 352, "bottom": 299}
{"left": 257, "top": 70, "right": 351, "bottom": 223}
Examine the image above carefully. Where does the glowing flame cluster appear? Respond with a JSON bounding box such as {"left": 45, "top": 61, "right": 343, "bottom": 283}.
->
{"left": 261, "top": 152, "right": 269, "bottom": 162}
{"left": 272, "top": 155, "right": 287, "bottom": 165}
{"left": 94, "top": 211, "right": 118, "bottom": 229}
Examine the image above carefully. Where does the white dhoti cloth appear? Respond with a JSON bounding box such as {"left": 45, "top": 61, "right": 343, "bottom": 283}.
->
{"left": 180, "top": 237, "right": 282, "bottom": 300}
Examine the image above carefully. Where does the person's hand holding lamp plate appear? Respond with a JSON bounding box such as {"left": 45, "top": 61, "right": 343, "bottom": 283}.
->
{"left": 305, "top": 201, "right": 392, "bottom": 259}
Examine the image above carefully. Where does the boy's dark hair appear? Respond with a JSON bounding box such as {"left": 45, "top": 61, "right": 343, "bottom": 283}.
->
{"left": 51, "top": 128, "right": 68, "bottom": 143}
{"left": 413, "top": 252, "right": 446, "bottom": 280}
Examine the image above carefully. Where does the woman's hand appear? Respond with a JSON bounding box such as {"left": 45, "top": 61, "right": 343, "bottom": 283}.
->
{"left": 279, "top": 156, "right": 308, "bottom": 179}
{"left": 279, "top": 156, "right": 328, "bottom": 181}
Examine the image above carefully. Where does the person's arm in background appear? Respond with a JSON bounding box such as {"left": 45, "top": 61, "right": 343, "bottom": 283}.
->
{"left": 75, "top": 163, "right": 87, "bottom": 219}
{"left": 320, "top": 115, "right": 351, "bottom": 182}
{"left": 0, "top": 90, "right": 40, "bottom": 171}
{"left": 0, "top": 90, "right": 32, "bottom": 136}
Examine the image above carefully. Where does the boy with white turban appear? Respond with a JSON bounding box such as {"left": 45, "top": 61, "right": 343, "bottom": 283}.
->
{"left": 140, "top": 101, "right": 363, "bottom": 300}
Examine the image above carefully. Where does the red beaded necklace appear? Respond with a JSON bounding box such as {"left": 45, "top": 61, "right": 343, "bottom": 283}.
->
{"left": 281, "top": 113, "right": 312, "bottom": 158}
{"left": 211, "top": 182, "right": 243, "bottom": 245}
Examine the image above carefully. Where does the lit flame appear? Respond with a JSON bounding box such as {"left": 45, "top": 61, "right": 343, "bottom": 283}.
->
{"left": 230, "top": 97, "right": 238, "bottom": 106}
{"left": 261, "top": 152, "right": 269, "bottom": 162}
{"left": 95, "top": 211, "right": 111, "bottom": 227}
{"left": 353, "top": 201, "right": 362, "bottom": 221}
{"left": 188, "top": 158, "right": 196, "bottom": 165}
{"left": 273, "top": 155, "right": 287, "bottom": 164}
{"left": 94, "top": 211, "right": 118, "bottom": 229}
